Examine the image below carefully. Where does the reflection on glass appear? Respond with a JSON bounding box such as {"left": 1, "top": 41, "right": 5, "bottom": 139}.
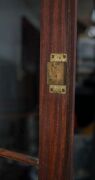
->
{"left": 75, "top": 1, "right": 95, "bottom": 179}
{"left": 0, "top": 0, "right": 40, "bottom": 179}
{"left": 0, "top": 157, "right": 38, "bottom": 180}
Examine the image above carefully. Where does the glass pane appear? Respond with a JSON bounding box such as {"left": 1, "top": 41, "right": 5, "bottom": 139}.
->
{"left": 0, "top": 0, "right": 40, "bottom": 178}
{"left": 75, "top": 1, "right": 95, "bottom": 180}
{"left": 0, "top": 157, "right": 38, "bottom": 180}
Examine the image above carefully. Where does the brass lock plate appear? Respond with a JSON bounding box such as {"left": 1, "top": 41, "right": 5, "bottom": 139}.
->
{"left": 47, "top": 53, "right": 67, "bottom": 94}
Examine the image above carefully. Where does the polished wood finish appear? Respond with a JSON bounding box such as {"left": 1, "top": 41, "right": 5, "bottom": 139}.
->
{"left": 39, "top": 0, "right": 77, "bottom": 179}
{"left": 0, "top": 148, "right": 39, "bottom": 166}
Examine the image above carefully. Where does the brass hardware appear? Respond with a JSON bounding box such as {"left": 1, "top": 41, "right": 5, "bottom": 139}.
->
{"left": 50, "top": 53, "right": 67, "bottom": 62}
{"left": 49, "top": 85, "right": 66, "bottom": 94}
{"left": 47, "top": 53, "right": 67, "bottom": 94}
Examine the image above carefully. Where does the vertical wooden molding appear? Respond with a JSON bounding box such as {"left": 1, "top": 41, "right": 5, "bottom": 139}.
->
{"left": 39, "top": 0, "right": 77, "bottom": 179}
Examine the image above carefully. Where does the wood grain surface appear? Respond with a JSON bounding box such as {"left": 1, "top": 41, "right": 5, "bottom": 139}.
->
{"left": 0, "top": 148, "right": 39, "bottom": 166}
{"left": 39, "top": 0, "right": 77, "bottom": 179}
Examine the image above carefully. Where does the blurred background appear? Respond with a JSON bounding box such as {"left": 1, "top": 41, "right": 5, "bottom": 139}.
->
{"left": 75, "top": 0, "right": 95, "bottom": 180}
{"left": 0, "top": 0, "right": 95, "bottom": 179}
{"left": 0, "top": 0, "right": 40, "bottom": 179}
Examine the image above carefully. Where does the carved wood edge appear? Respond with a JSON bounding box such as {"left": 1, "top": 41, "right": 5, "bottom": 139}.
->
{"left": 0, "top": 148, "right": 39, "bottom": 167}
